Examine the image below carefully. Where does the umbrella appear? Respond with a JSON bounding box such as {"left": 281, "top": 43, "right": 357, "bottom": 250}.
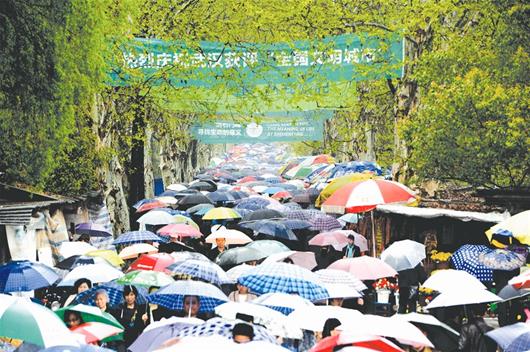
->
{"left": 393, "top": 313, "right": 459, "bottom": 351}
{"left": 225, "top": 264, "right": 255, "bottom": 282}
{"left": 205, "top": 228, "right": 252, "bottom": 245}
{"left": 187, "top": 203, "right": 215, "bottom": 215}
{"left": 216, "top": 247, "right": 264, "bottom": 267}
{"left": 486, "top": 322, "right": 530, "bottom": 350}
{"left": 178, "top": 194, "right": 214, "bottom": 209}
{"left": 252, "top": 221, "right": 298, "bottom": 241}
{"left": 0, "top": 260, "right": 59, "bottom": 292}
{"left": 38, "top": 345, "right": 114, "bottom": 352}
{"left": 118, "top": 243, "right": 158, "bottom": 259}
{"left": 263, "top": 187, "right": 286, "bottom": 195}
{"left": 133, "top": 198, "right": 158, "bottom": 209}
{"left": 206, "top": 191, "right": 236, "bottom": 203}
{"left": 74, "top": 223, "right": 112, "bottom": 237}
{"left": 202, "top": 207, "right": 241, "bottom": 220}
{"left": 322, "top": 283, "right": 362, "bottom": 299}
{"left": 112, "top": 231, "right": 163, "bottom": 246}
{"left": 262, "top": 251, "right": 317, "bottom": 270}
{"left": 55, "top": 255, "right": 107, "bottom": 270}
{"left": 478, "top": 249, "right": 526, "bottom": 271}
{"left": 0, "top": 294, "right": 79, "bottom": 348}
{"left": 380, "top": 240, "right": 426, "bottom": 271}
{"left": 315, "top": 173, "right": 376, "bottom": 207}
{"left": 136, "top": 200, "right": 167, "bottom": 213}
{"left": 166, "top": 259, "right": 229, "bottom": 286}
{"left": 117, "top": 270, "right": 175, "bottom": 287}
{"left": 271, "top": 191, "right": 292, "bottom": 200}
{"left": 450, "top": 244, "right": 494, "bottom": 282}
{"left": 84, "top": 250, "right": 125, "bottom": 267}
{"left": 59, "top": 241, "right": 97, "bottom": 258}
{"left": 157, "top": 224, "right": 203, "bottom": 238}
{"left": 422, "top": 269, "right": 486, "bottom": 292}
{"left": 188, "top": 181, "right": 217, "bottom": 192}
{"left": 55, "top": 304, "right": 123, "bottom": 329}
{"left": 287, "top": 305, "right": 362, "bottom": 332}
{"left": 309, "top": 215, "right": 343, "bottom": 232}
{"left": 137, "top": 211, "right": 179, "bottom": 226}
{"left": 129, "top": 253, "right": 175, "bottom": 272}
{"left": 498, "top": 284, "right": 530, "bottom": 301}
{"left": 286, "top": 209, "right": 323, "bottom": 221}
{"left": 308, "top": 231, "right": 349, "bottom": 250}
{"left": 253, "top": 292, "right": 314, "bottom": 315}
{"left": 238, "top": 262, "right": 329, "bottom": 301}
{"left": 166, "top": 183, "right": 188, "bottom": 191}
{"left": 311, "top": 333, "right": 404, "bottom": 352}
{"left": 170, "top": 251, "right": 211, "bottom": 263}
{"left": 58, "top": 263, "right": 123, "bottom": 286}
{"left": 246, "top": 240, "right": 291, "bottom": 257}
{"left": 71, "top": 322, "right": 123, "bottom": 343}
{"left": 291, "top": 191, "right": 312, "bottom": 204}
{"left": 486, "top": 210, "right": 530, "bottom": 245}
{"left": 315, "top": 269, "right": 367, "bottom": 292}
{"left": 426, "top": 288, "right": 501, "bottom": 309}
{"left": 328, "top": 257, "right": 398, "bottom": 280}
{"left": 235, "top": 197, "right": 271, "bottom": 211}
{"left": 147, "top": 280, "right": 228, "bottom": 312}
{"left": 338, "top": 213, "right": 361, "bottom": 224}
{"left": 171, "top": 215, "right": 199, "bottom": 229}
{"left": 155, "top": 196, "right": 179, "bottom": 205}
{"left": 159, "top": 189, "right": 181, "bottom": 197}
{"left": 321, "top": 180, "right": 416, "bottom": 214}
{"left": 74, "top": 280, "right": 148, "bottom": 306}
{"left": 280, "top": 219, "right": 311, "bottom": 230}
{"left": 508, "top": 270, "right": 530, "bottom": 289}
{"left": 506, "top": 332, "right": 530, "bottom": 352}
{"left": 242, "top": 209, "right": 284, "bottom": 221}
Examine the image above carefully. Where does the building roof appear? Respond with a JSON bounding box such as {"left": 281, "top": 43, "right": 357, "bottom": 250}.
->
{"left": 376, "top": 204, "right": 510, "bottom": 223}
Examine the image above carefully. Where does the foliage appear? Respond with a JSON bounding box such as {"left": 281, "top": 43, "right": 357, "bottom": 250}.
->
{"left": 430, "top": 250, "right": 452, "bottom": 262}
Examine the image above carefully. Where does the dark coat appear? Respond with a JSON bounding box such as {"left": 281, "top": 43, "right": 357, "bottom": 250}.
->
{"left": 397, "top": 263, "right": 427, "bottom": 288}
{"left": 457, "top": 317, "right": 496, "bottom": 352}
{"left": 111, "top": 303, "right": 150, "bottom": 347}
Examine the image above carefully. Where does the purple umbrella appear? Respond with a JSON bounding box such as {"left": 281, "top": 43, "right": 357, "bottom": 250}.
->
{"left": 286, "top": 209, "right": 323, "bottom": 221}
{"left": 309, "top": 215, "right": 343, "bottom": 231}
{"left": 75, "top": 223, "right": 112, "bottom": 237}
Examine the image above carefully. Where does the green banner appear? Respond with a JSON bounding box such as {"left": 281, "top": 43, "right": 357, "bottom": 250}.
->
{"left": 191, "top": 117, "right": 325, "bottom": 144}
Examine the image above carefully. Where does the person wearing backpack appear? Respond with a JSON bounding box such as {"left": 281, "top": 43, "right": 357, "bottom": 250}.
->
{"left": 457, "top": 304, "right": 497, "bottom": 352}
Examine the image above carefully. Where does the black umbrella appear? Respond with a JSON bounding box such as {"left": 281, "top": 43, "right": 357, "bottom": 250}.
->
{"left": 189, "top": 180, "right": 217, "bottom": 192}
{"left": 242, "top": 209, "right": 285, "bottom": 221}
{"left": 178, "top": 193, "right": 214, "bottom": 209}
{"left": 56, "top": 255, "right": 99, "bottom": 270}
{"left": 206, "top": 191, "right": 236, "bottom": 203}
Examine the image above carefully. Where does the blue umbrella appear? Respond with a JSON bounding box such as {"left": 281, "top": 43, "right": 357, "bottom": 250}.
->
{"left": 187, "top": 203, "right": 215, "bottom": 216}
{"left": 263, "top": 187, "right": 285, "bottom": 195}
{"left": 238, "top": 262, "right": 329, "bottom": 301}
{"left": 159, "top": 190, "right": 179, "bottom": 197}
{"left": 147, "top": 280, "right": 228, "bottom": 312}
{"left": 206, "top": 191, "right": 236, "bottom": 203}
{"left": 112, "top": 231, "right": 164, "bottom": 246}
{"left": 479, "top": 249, "right": 526, "bottom": 271}
{"left": 166, "top": 259, "right": 228, "bottom": 286}
{"left": 450, "top": 245, "right": 494, "bottom": 282}
{"left": 506, "top": 331, "right": 530, "bottom": 352}
{"left": 338, "top": 213, "right": 360, "bottom": 224}
{"left": 235, "top": 197, "right": 270, "bottom": 211}
{"left": 281, "top": 219, "right": 313, "bottom": 230}
{"left": 0, "top": 260, "right": 58, "bottom": 293}
{"left": 75, "top": 223, "right": 112, "bottom": 237}
{"left": 74, "top": 280, "right": 148, "bottom": 307}
{"left": 253, "top": 222, "right": 298, "bottom": 241}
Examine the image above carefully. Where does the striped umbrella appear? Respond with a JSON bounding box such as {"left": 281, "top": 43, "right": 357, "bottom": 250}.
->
{"left": 166, "top": 259, "right": 229, "bottom": 285}
{"left": 71, "top": 322, "right": 123, "bottom": 344}
{"left": 113, "top": 231, "right": 163, "bottom": 246}
{"left": 238, "top": 262, "right": 329, "bottom": 301}
{"left": 0, "top": 260, "right": 59, "bottom": 293}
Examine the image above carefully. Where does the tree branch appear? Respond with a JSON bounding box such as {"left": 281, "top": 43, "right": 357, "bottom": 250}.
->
{"left": 344, "top": 22, "right": 418, "bottom": 46}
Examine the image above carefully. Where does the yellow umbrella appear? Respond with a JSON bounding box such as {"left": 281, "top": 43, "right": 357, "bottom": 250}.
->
{"left": 486, "top": 210, "right": 530, "bottom": 245}
{"left": 315, "top": 172, "right": 378, "bottom": 207}
{"left": 85, "top": 250, "right": 125, "bottom": 267}
{"left": 202, "top": 207, "right": 241, "bottom": 220}
{"left": 172, "top": 215, "right": 200, "bottom": 229}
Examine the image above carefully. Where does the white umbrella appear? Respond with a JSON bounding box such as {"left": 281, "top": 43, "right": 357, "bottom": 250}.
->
{"left": 393, "top": 312, "right": 459, "bottom": 335}
{"left": 156, "top": 196, "right": 179, "bottom": 205}
{"left": 288, "top": 305, "right": 362, "bottom": 332}
{"left": 167, "top": 184, "right": 188, "bottom": 191}
{"left": 323, "top": 283, "right": 362, "bottom": 299}
{"left": 226, "top": 264, "right": 255, "bottom": 282}
{"left": 118, "top": 243, "right": 158, "bottom": 259}
{"left": 137, "top": 210, "right": 177, "bottom": 225}
{"left": 262, "top": 251, "right": 317, "bottom": 270}
{"left": 59, "top": 241, "right": 97, "bottom": 258}
{"left": 253, "top": 292, "right": 313, "bottom": 314}
{"left": 58, "top": 263, "right": 123, "bottom": 286}
{"left": 380, "top": 240, "right": 426, "bottom": 271}
{"left": 426, "top": 288, "right": 501, "bottom": 309}
{"left": 486, "top": 322, "right": 530, "bottom": 350}
{"left": 205, "top": 228, "right": 253, "bottom": 245}
{"left": 144, "top": 316, "right": 204, "bottom": 333}
{"left": 315, "top": 269, "right": 367, "bottom": 292}
{"left": 422, "top": 269, "right": 486, "bottom": 292}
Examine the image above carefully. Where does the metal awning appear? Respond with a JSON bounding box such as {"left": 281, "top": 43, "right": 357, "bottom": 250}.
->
{"left": 375, "top": 204, "right": 510, "bottom": 223}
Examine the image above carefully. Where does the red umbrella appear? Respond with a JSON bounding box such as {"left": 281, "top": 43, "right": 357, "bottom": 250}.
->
{"left": 157, "top": 224, "right": 203, "bottom": 238}
{"left": 311, "top": 154, "right": 334, "bottom": 165}
{"left": 311, "top": 333, "right": 404, "bottom": 352}
{"left": 129, "top": 253, "right": 175, "bottom": 272}
{"left": 237, "top": 176, "right": 258, "bottom": 184}
{"left": 71, "top": 322, "right": 123, "bottom": 344}
{"left": 321, "top": 180, "right": 416, "bottom": 214}
{"left": 136, "top": 200, "right": 167, "bottom": 213}
{"left": 271, "top": 191, "right": 292, "bottom": 200}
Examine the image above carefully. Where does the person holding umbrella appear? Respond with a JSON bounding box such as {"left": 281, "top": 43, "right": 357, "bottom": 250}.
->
{"left": 112, "top": 285, "right": 150, "bottom": 347}
{"left": 63, "top": 278, "right": 92, "bottom": 307}
{"left": 209, "top": 237, "right": 227, "bottom": 261}
{"left": 63, "top": 310, "right": 84, "bottom": 330}
{"left": 342, "top": 234, "right": 362, "bottom": 258}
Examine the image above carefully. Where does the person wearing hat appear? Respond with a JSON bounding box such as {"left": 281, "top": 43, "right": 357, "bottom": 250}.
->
{"left": 232, "top": 323, "right": 254, "bottom": 344}
{"left": 342, "top": 234, "right": 361, "bottom": 258}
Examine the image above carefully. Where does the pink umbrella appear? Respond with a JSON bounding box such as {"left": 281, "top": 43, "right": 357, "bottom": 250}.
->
{"left": 328, "top": 257, "right": 398, "bottom": 280}
{"left": 71, "top": 321, "right": 123, "bottom": 343}
{"left": 136, "top": 200, "right": 167, "bottom": 213}
{"left": 157, "top": 224, "right": 203, "bottom": 238}
{"left": 308, "top": 231, "right": 349, "bottom": 251}
{"left": 262, "top": 251, "right": 317, "bottom": 270}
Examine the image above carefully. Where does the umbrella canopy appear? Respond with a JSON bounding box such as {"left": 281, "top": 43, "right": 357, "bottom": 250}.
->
{"left": 486, "top": 322, "right": 530, "bottom": 351}
{"left": 426, "top": 288, "right": 501, "bottom": 309}
{"left": 202, "top": 207, "right": 241, "bottom": 220}
{"left": 498, "top": 284, "right": 530, "bottom": 301}
{"left": 58, "top": 263, "right": 123, "bottom": 286}
{"left": 136, "top": 200, "right": 167, "bottom": 213}
{"left": 315, "top": 269, "right": 367, "bottom": 292}
{"left": 136, "top": 211, "right": 179, "bottom": 225}
{"left": 251, "top": 221, "right": 298, "bottom": 241}
{"left": 129, "top": 253, "right": 175, "bottom": 272}
{"left": 118, "top": 243, "right": 158, "bottom": 259}
{"left": 112, "top": 231, "right": 163, "bottom": 246}
{"left": 486, "top": 210, "right": 530, "bottom": 245}
{"left": 393, "top": 313, "right": 459, "bottom": 352}
{"left": 206, "top": 191, "right": 236, "bottom": 204}
{"left": 0, "top": 260, "right": 59, "bottom": 292}
{"left": 187, "top": 203, "right": 215, "bottom": 215}
{"left": 117, "top": 270, "right": 175, "bottom": 287}
{"left": 311, "top": 333, "right": 404, "bottom": 352}
{"left": 55, "top": 304, "right": 123, "bottom": 329}
{"left": 205, "top": 228, "right": 252, "bottom": 245}
{"left": 309, "top": 215, "right": 343, "bottom": 232}
{"left": 216, "top": 247, "right": 265, "bottom": 267}
{"left": 288, "top": 305, "right": 362, "bottom": 332}
{"left": 478, "top": 249, "right": 526, "bottom": 271}
{"left": 55, "top": 255, "right": 107, "bottom": 270}
{"left": 74, "top": 223, "right": 112, "bottom": 237}
{"left": 262, "top": 251, "right": 317, "bottom": 270}
{"left": 238, "top": 262, "right": 329, "bottom": 301}
{"left": 225, "top": 264, "right": 255, "bottom": 282}
{"left": 74, "top": 280, "right": 148, "bottom": 306}
{"left": 235, "top": 197, "right": 271, "bottom": 211}
{"left": 178, "top": 193, "right": 214, "bottom": 208}
{"left": 508, "top": 270, "right": 530, "bottom": 289}
{"left": 253, "top": 292, "right": 314, "bottom": 315}
{"left": 328, "top": 257, "right": 398, "bottom": 280}
{"left": 170, "top": 251, "right": 211, "bottom": 263}
{"left": 272, "top": 191, "right": 292, "bottom": 200}
{"left": 381, "top": 240, "right": 426, "bottom": 271}
{"left": 147, "top": 280, "right": 228, "bottom": 312}
{"left": 59, "top": 241, "right": 97, "bottom": 258}
{"left": 71, "top": 322, "right": 123, "bottom": 344}
{"left": 242, "top": 209, "right": 284, "bottom": 221}
{"left": 167, "top": 183, "right": 188, "bottom": 191}
{"left": 280, "top": 219, "right": 312, "bottom": 230}
{"left": 422, "top": 269, "right": 486, "bottom": 292}
{"left": 450, "top": 244, "right": 494, "bottom": 282}
{"left": 506, "top": 332, "right": 530, "bottom": 352}
{"left": 246, "top": 240, "right": 291, "bottom": 257}
{"left": 322, "top": 180, "right": 416, "bottom": 214}
{"left": 315, "top": 173, "right": 376, "bottom": 207}
{"left": 0, "top": 294, "right": 79, "bottom": 348}
{"left": 308, "top": 231, "right": 349, "bottom": 250}
{"left": 338, "top": 213, "right": 361, "bottom": 224}
{"left": 166, "top": 259, "right": 229, "bottom": 286}
{"left": 188, "top": 181, "right": 217, "bottom": 192}
{"left": 157, "top": 224, "right": 203, "bottom": 238}
{"left": 85, "top": 250, "right": 125, "bottom": 267}
{"left": 286, "top": 209, "right": 324, "bottom": 221}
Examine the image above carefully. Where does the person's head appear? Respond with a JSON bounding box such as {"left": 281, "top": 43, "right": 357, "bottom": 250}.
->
{"left": 64, "top": 310, "right": 83, "bottom": 329}
{"left": 74, "top": 278, "right": 92, "bottom": 294}
{"left": 329, "top": 297, "right": 344, "bottom": 307}
{"left": 94, "top": 289, "right": 109, "bottom": 310}
{"left": 215, "top": 237, "right": 226, "bottom": 249}
{"left": 322, "top": 318, "right": 341, "bottom": 338}
{"left": 183, "top": 295, "right": 200, "bottom": 317}
{"left": 347, "top": 234, "right": 355, "bottom": 245}
{"left": 123, "top": 285, "right": 138, "bottom": 305}
{"left": 232, "top": 323, "right": 254, "bottom": 344}
{"left": 470, "top": 304, "right": 488, "bottom": 318}
{"left": 78, "top": 234, "right": 90, "bottom": 243}
{"left": 237, "top": 284, "right": 249, "bottom": 294}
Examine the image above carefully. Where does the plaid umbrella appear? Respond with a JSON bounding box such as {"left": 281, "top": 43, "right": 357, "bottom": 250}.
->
{"left": 242, "top": 209, "right": 284, "bottom": 221}
{"left": 450, "top": 245, "right": 494, "bottom": 282}
{"left": 286, "top": 209, "right": 323, "bottom": 221}
{"left": 74, "top": 280, "right": 148, "bottom": 307}
{"left": 283, "top": 202, "right": 302, "bottom": 211}
{"left": 291, "top": 191, "right": 312, "bottom": 204}
{"left": 0, "top": 260, "right": 58, "bottom": 293}
{"left": 315, "top": 269, "right": 367, "bottom": 292}
{"left": 166, "top": 259, "right": 229, "bottom": 286}
{"left": 175, "top": 317, "right": 276, "bottom": 343}
{"left": 486, "top": 323, "right": 530, "bottom": 350}
{"left": 113, "top": 231, "right": 163, "bottom": 246}
{"left": 507, "top": 332, "right": 530, "bottom": 352}
{"left": 238, "top": 262, "right": 329, "bottom": 301}
{"left": 252, "top": 222, "right": 298, "bottom": 241}
{"left": 309, "top": 215, "right": 343, "bottom": 231}
{"left": 75, "top": 223, "right": 112, "bottom": 237}
{"left": 235, "top": 197, "right": 270, "bottom": 211}
{"left": 147, "top": 280, "right": 228, "bottom": 311}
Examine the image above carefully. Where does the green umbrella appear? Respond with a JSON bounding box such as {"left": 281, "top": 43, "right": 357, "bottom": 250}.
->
{"left": 116, "top": 270, "right": 175, "bottom": 287}
{"left": 55, "top": 304, "right": 123, "bottom": 329}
